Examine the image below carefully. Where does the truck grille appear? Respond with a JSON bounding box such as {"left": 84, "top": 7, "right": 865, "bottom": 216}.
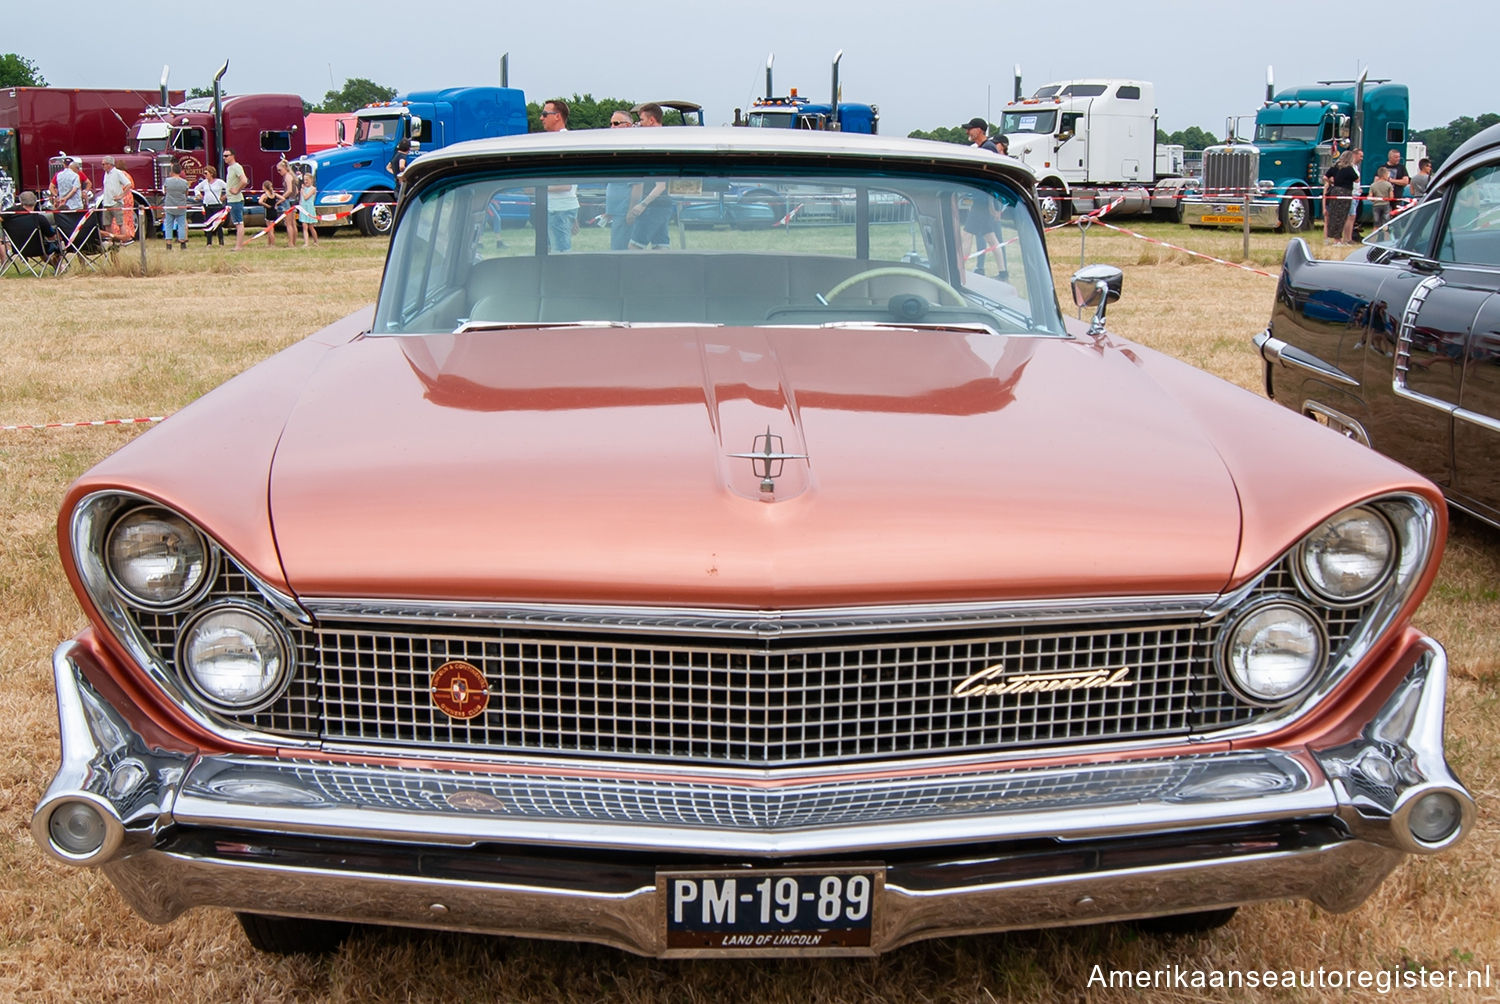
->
{"left": 1200, "top": 145, "right": 1260, "bottom": 199}
{"left": 136, "top": 562, "right": 1369, "bottom": 769}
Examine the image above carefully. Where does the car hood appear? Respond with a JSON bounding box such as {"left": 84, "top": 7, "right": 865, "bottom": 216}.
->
{"left": 267, "top": 326, "right": 1244, "bottom": 606}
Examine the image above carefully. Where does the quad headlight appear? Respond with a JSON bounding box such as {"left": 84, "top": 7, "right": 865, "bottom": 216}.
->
{"left": 1221, "top": 600, "right": 1327, "bottom": 704}
{"left": 1296, "top": 506, "right": 1396, "bottom": 605}
{"left": 178, "top": 604, "right": 291, "bottom": 712}
{"left": 104, "top": 506, "right": 213, "bottom": 609}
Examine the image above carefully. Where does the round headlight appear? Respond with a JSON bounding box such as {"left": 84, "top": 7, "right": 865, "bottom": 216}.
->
{"left": 178, "top": 604, "right": 291, "bottom": 712}
{"left": 1221, "top": 601, "right": 1326, "bottom": 704}
{"left": 1296, "top": 506, "right": 1396, "bottom": 605}
{"left": 105, "top": 506, "right": 213, "bottom": 608}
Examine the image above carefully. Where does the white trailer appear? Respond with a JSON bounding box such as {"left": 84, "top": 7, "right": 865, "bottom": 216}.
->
{"left": 999, "top": 73, "right": 1191, "bottom": 226}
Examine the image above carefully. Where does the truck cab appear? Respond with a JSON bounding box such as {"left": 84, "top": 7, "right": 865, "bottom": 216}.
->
{"left": 301, "top": 86, "right": 527, "bottom": 236}
{"left": 1183, "top": 77, "right": 1412, "bottom": 232}
{"left": 744, "top": 91, "right": 879, "bottom": 134}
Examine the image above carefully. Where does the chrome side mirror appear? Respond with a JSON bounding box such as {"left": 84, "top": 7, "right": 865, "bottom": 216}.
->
{"left": 1070, "top": 264, "right": 1123, "bottom": 335}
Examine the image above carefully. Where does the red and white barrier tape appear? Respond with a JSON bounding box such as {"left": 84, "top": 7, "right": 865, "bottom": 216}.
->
{"left": 2, "top": 415, "right": 167, "bottom": 433}
{"left": 1084, "top": 218, "right": 1277, "bottom": 278}
{"left": 773, "top": 203, "right": 805, "bottom": 227}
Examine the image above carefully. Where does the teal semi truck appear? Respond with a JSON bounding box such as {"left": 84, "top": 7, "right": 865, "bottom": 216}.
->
{"left": 1180, "top": 69, "right": 1419, "bottom": 232}
{"left": 298, "top": 85, "right": 527, "bottom": 235}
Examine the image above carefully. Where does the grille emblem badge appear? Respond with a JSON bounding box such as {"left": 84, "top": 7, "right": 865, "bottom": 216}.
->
{"left": 728, "top": 426, "right": 809, "bottom": 494}
{"left": 954, "top": 665, "right": 1133, "bottom": 698}
{"left": 431, "top": 661, "right": 490, "bottom": 719}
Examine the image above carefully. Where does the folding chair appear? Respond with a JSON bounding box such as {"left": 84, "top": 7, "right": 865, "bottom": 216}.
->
{"left": 55, "top": 210, "right": 109, "bottom": 274}
{"left": 0, "top": 212, "right": 60, "bottom": 277}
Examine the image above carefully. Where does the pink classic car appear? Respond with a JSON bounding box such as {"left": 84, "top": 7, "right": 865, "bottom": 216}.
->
{"left": 34, "top": 129, "right": 1472, "bottom": 957}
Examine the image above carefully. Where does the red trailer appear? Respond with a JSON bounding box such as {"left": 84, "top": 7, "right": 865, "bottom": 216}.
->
{"left": 0, "top": 87, "right": 183, "bottom": 207}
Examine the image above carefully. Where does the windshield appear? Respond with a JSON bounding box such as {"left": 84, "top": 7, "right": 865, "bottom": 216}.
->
{"left": 1255, "top": 122, "right": 1321, "bottom": 143}
{"left": 745, "top": 112, "right": 797, "bottom": 128}
{"left": 131, "top": 122, "right": 169, "bottom": 154}
{"left": 375, "top": 167, "right": 1064, "bottom": 337}
{"left": 354, "top": 115, "right": 404, "bottom": 144}
{"left": 1001, "top": 110, "right": 1056, "bottom": 135}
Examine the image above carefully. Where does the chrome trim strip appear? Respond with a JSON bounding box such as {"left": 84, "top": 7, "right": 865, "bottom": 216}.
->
{"left": 1302, "top": 401, "right": 1372, "bottom": 446}
{"left": 1392, "top": 275, "right": 1454, "bottom": 412}
{"left": 1454, "top": 407, "right": 1500, "bottom": 436}
{"left": 300, "top": 595, "right": 1221, "bottom": 639}
{"left": 1255, "top": 330, "right": 1360, "bottom": 387}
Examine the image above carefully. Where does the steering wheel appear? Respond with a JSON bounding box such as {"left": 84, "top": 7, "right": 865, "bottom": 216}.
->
{"left": 823, "top": 266, "right": 967, "bottom": 307}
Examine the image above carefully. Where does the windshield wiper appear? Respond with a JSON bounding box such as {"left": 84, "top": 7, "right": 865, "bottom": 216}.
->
{"left": 452, "top": 320, "right": 629, "bottom": 334}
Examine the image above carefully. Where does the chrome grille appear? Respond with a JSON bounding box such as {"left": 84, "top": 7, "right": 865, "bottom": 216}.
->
{"left": 1200, "top": 145, "right": 1260, "bottom": 198}
{"left": 312, "top": 617, "right": 1233, "bottom": 765}
{"left": 159, "top": 552, "right": 1380, "bottom": 768}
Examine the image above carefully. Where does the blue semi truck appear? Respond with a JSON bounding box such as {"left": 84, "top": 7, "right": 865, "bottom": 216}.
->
{"left": 298, "top": 85, "right": 527, "bottom": 235}
{"left": 740, "top": 52, "right": 878, "bottom": 134}
{"left": 1180, "top": 68, "right": 1421, "bottom": 232}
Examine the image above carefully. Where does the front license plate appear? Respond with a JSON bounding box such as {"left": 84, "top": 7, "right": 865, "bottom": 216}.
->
{"left": 1200, "top": 214, "right": 1246, "bottom": 224}
{"left": 661, "top": 866, "right": 881, "bottom": 953}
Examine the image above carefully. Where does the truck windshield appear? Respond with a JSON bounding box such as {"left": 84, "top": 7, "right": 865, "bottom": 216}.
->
{"left": 375, "top": 167, "right": 1064, "bottom": 338}
{"left": 1002, "top": 110, "right": 1056, "bottom": 135}
{"left": 746, "top": 112, "right": 797, "bottom": 128}
{"left": 1255, "top": 123, "right": 1321, "bottom": 143}
{"left": 131, "top": 122, "right": 169, "bottom": 153}
{"left": 354, "top": 116, "right": 404, "bottom": 144}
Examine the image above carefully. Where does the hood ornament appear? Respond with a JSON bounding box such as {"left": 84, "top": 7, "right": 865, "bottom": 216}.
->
{"left": 729, "top": 426, "right": 808, "bottom": 494}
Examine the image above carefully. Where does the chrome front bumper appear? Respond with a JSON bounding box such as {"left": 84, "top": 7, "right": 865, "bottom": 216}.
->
{"left": 32, "top": 635, "right": 1473, "bottom": 957}
{"left": 1180, "top": 198, "right": 1282, "bottom": 229}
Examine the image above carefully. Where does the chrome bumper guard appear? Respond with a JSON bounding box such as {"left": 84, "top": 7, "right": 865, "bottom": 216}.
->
{"left": 32, "top": 636, "right": 1473, "bottom": 956}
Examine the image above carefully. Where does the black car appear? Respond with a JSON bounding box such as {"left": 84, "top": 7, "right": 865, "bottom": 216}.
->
{"left": 1258, "top": 123, "right": 1500, "bottom": 527}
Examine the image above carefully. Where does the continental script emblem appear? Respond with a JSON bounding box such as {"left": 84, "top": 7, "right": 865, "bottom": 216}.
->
{"left": 445, "top": 790, "right": 507, "bottom": 812}
{"left": 953, "top": 665, "right": 1133, "bottom": 698}
{"left": 431, "top": 660, "right": 490, "bottom": 719}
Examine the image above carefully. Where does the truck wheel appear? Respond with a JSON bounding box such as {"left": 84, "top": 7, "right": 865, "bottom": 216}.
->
{"left": 1152, "top": 202, "right": 1184, "bottom": 223}
{"left": 236, "top": 913, "right": 352, "bottom": 955}
{"left": 1278, "top": 190, "right": 1312, "bottom": 232}
{"left": 356, "top": 193, "right": 397, "bottom": 237}
{"left": 1037, "top": 182, "right": 1070, "bottom": 227}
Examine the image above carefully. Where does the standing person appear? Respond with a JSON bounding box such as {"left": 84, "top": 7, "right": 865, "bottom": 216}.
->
{"left": 257, "top": 181, "right": 279, "bottom": 247}
{"left": 604, "top": 110, "right": 636, "bottom": 250}
{"left": 1324, "top": 149, "right": 1359, "bottom": 246}
{"left": 962, "top": 117, "right": 1002, "bottom": 273}
{"left": 161, "top": 161, "right": 190, "bottom": 250}
{"left": 52, "top": 158, "right": 85, "bottom": 211}
{"left": 193, "top": 165, "right": 227, "bottom": 245}
{"left": 99, "top": 155, "right": 132, "bottom": 240}
{"left": 298, "top": 169, "right": 320, "bottom": 247}
{"left": 1342, "top": 148, "right": 1365, "bottom": 244}
{"left": 275, "top": 161, "right": 299, "bottom": 247}
{"left": 539, "top": 98, "right": 579, "bottom": 252}
{"left": 1410, "top": 158, "right": 1433, "bottom": 200}
{"left": 625, "top": 103, "right": 673, "bottom": 250}
{"left": 1383, "top": 148, "right": 1410, "bottom": 208}
{"left": 390, "top": 138, "right": 414, "bottom": 198}
{"left": 223, "top": 148, "right": 249, "bottom": 250}
{"left": 1368, "top": 166, "right": 1393, "bottom": 230}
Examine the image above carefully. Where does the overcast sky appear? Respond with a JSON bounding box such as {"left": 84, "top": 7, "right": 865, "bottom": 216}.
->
{"left": 8, "top": 0, "right": 1476, "bottom": 138}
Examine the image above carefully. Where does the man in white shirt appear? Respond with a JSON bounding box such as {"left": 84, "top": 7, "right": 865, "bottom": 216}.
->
{"left": 52, "top": 158, "right": 85, "bottom": 211}
{"left": 540, "top": 99, "right": 579, "bottom": 252}
{"left": 99, "top": 155, "right": 131, "bottom": 236}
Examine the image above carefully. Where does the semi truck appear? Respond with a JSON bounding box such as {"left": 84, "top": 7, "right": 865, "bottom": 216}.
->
{"left": 1179, "top": 68, "right": 1419, "bottom": 231}
{"left": 62, "top": 62, "right": 304, "bottom": 233}
{"left": 297, "top": 86, "right": 528, "bottom": 236}
{"left": 740, "top": 52, "right": 879, "bottom": 134}
{"left": 0, "top": 83, "right": 183, "bottom": 209}
{"left": 999, "top": 71, "right": 1191, "bottom": 226}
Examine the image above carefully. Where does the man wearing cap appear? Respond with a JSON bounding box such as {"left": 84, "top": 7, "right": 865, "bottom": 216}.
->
{"left": 99, "top": 155, "right": 131, "bottom": 238}
{"left": 962, "top": 118, "right": 1002, "bottom": 273}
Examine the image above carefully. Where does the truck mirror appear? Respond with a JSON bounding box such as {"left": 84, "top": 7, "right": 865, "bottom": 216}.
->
{"left": 409, "top": 116, "right": 423, "bottom": 141}
{"left": 336, "top": 120, "right": 345, "bottom": 145}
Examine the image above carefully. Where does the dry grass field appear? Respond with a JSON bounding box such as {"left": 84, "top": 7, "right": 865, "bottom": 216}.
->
{"left": 1, "top": 224, "right": 1496, "bottom": 1002}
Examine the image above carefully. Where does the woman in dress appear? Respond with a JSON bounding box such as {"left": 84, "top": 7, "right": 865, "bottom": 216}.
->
{"left": 298, "top": 170, "right": 319, "bottom": 247}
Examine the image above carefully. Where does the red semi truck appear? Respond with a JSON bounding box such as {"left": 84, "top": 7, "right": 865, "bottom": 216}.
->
{"left": 0, "top": 86, "right": 184, "bottom": 209}
{"left": 62, "top": 90, "right": 306, "bottom": 231}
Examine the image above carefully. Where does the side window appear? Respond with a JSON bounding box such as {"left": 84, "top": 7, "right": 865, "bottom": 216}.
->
{"left": 412, "top": 119, "right": 434, "bottom": 143}
{"left": 172, "top": 128, "right": 206, "bottom": 152}
{"left": 1386, "top": 123, "right": 1406, "bottom": 144}
{"left": 1116, "top": 85, "right": 1141, "bottom": 100}
{"left": 260, "top": 131, "right": 293, "bottom": 153}
{"left": 1438, "top": 164, "right": 1500, "bottom": 266}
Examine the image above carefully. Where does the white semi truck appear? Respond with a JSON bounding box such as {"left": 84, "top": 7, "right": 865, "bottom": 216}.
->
{"left": 999, "top": 72, "right": 1191, "bottom": 226}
